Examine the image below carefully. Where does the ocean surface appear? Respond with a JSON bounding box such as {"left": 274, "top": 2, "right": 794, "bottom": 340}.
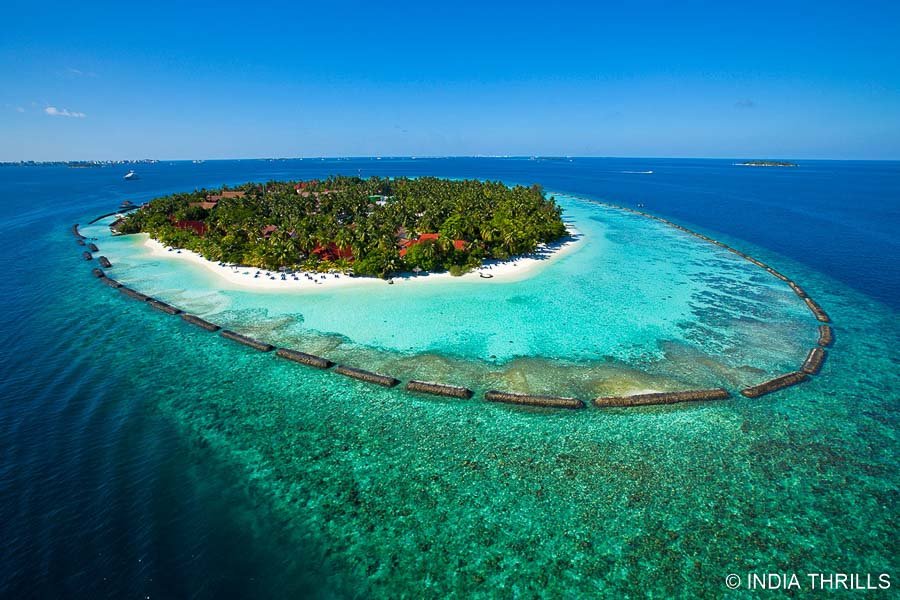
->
{"left": 0, "top": 157, "right": 897, "bottom": 597}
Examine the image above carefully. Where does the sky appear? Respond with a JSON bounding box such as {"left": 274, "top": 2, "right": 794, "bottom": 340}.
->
{"left": 1, "top": 0, "right": 899, "bottom": 161}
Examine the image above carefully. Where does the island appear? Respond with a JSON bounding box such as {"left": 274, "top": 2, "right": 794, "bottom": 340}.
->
{"left": 737, "top": 160, "right": 798, "bottom": 167}
{"left": 115, "top": 176, "right": 568, "bottom": 278}
{"left": 0, "top": 159, "right": 158, "bottom": 167}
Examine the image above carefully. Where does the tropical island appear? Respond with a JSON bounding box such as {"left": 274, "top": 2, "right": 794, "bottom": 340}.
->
{"left": 115, "top": 176, "right": 568, "bottom": 278}
{"left": 737, "top": 160, "right": 798, "bottom": 167}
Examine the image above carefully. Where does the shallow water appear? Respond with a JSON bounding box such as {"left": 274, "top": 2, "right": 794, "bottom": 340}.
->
{"left": 85, "top": 194, "right": 812, "bottom": 398}
{"left": 0, "top": 158, "right": 897, "bottom": 597}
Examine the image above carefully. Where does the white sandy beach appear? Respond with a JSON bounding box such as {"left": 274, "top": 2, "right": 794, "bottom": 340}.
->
{"left": 141, "top": 226, "right": 583, "bottom": 292}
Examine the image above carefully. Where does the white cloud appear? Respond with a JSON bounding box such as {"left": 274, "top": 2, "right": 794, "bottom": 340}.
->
{"left": 45, "top": 106, "right": 86, "bottom": 118}
{"left": 65, "top": 67, "right": 97, "bottom": 78}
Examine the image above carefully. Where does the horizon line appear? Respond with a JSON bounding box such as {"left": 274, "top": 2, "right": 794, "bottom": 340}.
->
{"left": 3, "top": 155, "right": 899, "bottom": 164}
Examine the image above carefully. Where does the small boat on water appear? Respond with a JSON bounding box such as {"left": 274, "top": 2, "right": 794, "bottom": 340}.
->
{"left": 124, "top": 170, "right": 139, "bottom": 180}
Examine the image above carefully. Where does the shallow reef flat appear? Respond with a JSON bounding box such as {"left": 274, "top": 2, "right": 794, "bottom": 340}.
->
{"left": 83, "top": 195, "right": 814, "bottom": 399}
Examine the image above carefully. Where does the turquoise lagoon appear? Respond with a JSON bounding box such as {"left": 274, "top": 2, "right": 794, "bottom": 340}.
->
{"left": 83, "top": 195, "right": 813, "bottom": 400}
{"left": 1, "top": 159, "right": 896, "bottom": 598}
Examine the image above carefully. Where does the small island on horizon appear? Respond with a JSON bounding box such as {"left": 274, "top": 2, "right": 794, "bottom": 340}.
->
{"left": 116, "top": 176, "right": 568, "bottom": 279}
{"left": 737, "top": 160, "right": 798, "bottom": 167}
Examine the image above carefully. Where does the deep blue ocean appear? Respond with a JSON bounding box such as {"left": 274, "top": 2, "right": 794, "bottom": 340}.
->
{"left": 0, "top": 158, "right": 897, "bottom": 597}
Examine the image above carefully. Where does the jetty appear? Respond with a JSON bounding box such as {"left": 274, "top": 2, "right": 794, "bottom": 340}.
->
{"left": 275, "top": 348, "right": 334, "bottom": 369}
{"left": 119, "top": 286, "right": 150, "bottom": 301}
{"left": 334, "top": 365, "right": 400, "bottom": 387}
{"left": 818, "top": 325, "right": 833, "bottom": 347}
{"left": 89, "top": 212, "right": 117, "bottom": 225}
{"left": 803, "top": 297, "right": 830, "bottom": 323}
{"left": 101, "top": 276, "right": 122, "bottom": 288}
{"left": 88, "top": 207, "right": 138, "bottom": 225}
{"left": 98, "top": 256, "right": 112, "bottom": 268}
{"left": 82, "top": 251, "right": 93, "bottom": 261}
{"left": 87, "top": 242, "right": 99, "bottom": 252}
{"left": 485, "top": 390, "right": 584, "bottom": 409}
{"left": 594, "top": 388, "right": 729, "bottom": 408}
{"left": 788, "top": 282, "right": 807, "bottom": 298}
{"left": 741, "top": 372, "right": 808, "bottom": 398}
{"left": 220, "top": 330, "right": 275, "bottom": 352}
{"left": 181, "top": 314, "right": 221, "bottom": 332}
{"left": 766, "top": 267, "right": 790, "bottom": 282}
{"left": 91, "top": 268, "right": 105, "bottom": 278}
{"left": 407, "top": 380, "right": 474, "bottom": 399}
{"left": 148, "top": 299, "right": 182, "bottom": 315}
{"left": 801, "top": 347, "right": 826, "bottom": 375}
{"left": 71, "top": 224, "right": 84, "bottom": 239}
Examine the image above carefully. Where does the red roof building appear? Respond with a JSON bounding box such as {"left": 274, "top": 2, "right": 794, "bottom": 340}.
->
{"left": 295, "top": 180, "right": 320, "bottom": 195}
{"left": 398, "top": 233, "right": 466, "bottom": 257}
{"left": 189, "top": 201, "right": 219, "bottom": 210}
{"left": 173, "top": 220, "right": 208, "bottom": 236}
{"left": 311, "top": 243, "right": 354, "bottom": 261}
{"left": 192, "top": 190, "right": 245, "bottom": 209}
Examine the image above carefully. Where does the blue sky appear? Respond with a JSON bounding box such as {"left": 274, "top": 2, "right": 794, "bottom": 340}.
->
{"left": 2, "top": 0, "right": 899, "bottom": 160}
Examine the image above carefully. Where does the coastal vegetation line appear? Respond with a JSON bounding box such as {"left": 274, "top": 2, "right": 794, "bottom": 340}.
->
{"left": 115, "top": 176, "right": 569, "bottom": 279}
{"left": 74, "top": 190, "right": 834, "bottom": 410}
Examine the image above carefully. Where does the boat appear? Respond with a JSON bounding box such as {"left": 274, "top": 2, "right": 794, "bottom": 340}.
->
{"left": 123, "top": 170, "right": 139, "bottom": 180}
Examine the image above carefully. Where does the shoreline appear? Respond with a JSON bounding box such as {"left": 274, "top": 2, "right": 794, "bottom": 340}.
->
{"left": 84, "top": 192, "right": 831, "bottom": 404}
{"left": 140, "top": 226, "right": 583, "bottom": 292}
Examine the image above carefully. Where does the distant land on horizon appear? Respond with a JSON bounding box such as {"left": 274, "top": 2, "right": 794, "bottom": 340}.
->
{"left": 2, "top": 156, "right": 898, "bottom": 166}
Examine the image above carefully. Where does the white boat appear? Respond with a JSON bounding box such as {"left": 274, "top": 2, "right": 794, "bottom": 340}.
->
{"left": 124, "top": 170, "right": 139, "bottom": 180}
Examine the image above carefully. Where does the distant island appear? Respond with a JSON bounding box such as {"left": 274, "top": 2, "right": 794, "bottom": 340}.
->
{"left": 737, "top": 160, "right": 798, "bottom": 167}
{"left": 0, "top": 159, "right": 158, "bottom": 168}
{"left": 116, "top": 176, "right": 568, "bottom": 278}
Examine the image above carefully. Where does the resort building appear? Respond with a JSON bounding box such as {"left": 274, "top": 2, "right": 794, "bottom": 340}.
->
{"left": 398, "top": 233, "right": 466, "bottom": 257}
{"left": 311, "top": 243, "right": 354, "bottom": 262}
{"left": 172, "top": 220, "right": 208, "bottom": 236}
{"left": 190, "top": 190, "right": 245, "bottom": 210}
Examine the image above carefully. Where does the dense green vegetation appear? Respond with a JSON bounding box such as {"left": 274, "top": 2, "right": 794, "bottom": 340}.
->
{"left": 117, "top": 176, "right": 568, "bottom": 278}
